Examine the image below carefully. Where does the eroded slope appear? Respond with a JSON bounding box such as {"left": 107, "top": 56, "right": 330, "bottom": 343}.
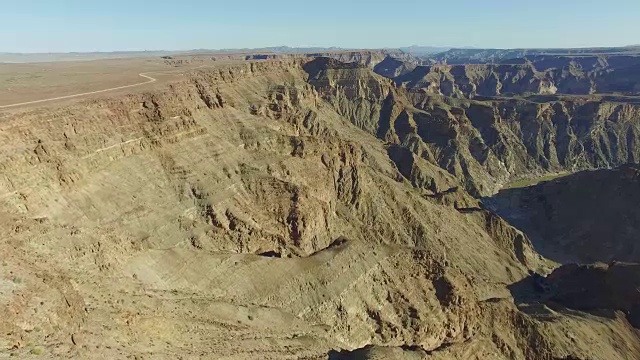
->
{"left": 306, "top": 58, "right": 640, "bottom": 196}
{"left": 0, "top": 58, "right": 639, "bottom": 359}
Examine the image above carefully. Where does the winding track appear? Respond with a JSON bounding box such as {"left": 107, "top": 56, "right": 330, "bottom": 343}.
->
{"left": 0, "top": 72, "right": 158, "bottom": 110}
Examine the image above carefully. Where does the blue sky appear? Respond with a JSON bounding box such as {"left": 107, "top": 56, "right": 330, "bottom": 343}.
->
{"left": 1, "top": 0, "right": 638, "bottom": 52}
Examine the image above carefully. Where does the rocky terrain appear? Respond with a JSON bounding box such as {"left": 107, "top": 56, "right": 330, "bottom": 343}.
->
{"left": 380, "top": 54, "right": 640, "bottom": 97}
{"left": 429, "top": 46, "right": 640, "bottom": 64}
{"left": 1, "top": 54, "right": 640, "bottom": 359}
{"left": 306, "top": 57, "right": 640, "bottom": 196}
{"left": 162, "top": 50, "right": 421, "bottom": 75}
{"left": 242, "top": 50, "right": 421, "bottom": 70}
{"left": 487, "top": 165, "right": 640, "bottom": 264}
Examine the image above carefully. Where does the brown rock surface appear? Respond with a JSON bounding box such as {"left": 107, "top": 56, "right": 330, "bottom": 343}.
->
{"left": 0, "top": 57, "right": 639, "bottom": 359}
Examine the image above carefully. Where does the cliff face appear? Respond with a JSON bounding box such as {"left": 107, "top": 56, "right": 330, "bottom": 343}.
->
{"left": 304, "top": 50, "right": 418, "bottom": 68}
{"left": 305, "top": 58, "right": 640, "bottom": 195}
{"left": 0, "top": 58, "right": 549, "bottom": 359}
{"left": 241, "top": 50, "right": 421, "bottom": 70}
{"left": 373, "top": 56, "right": 419, "bottom": 78}
{"left": 386, "top": 55, "right": 640, "bottom": 97}
{"left": 430, "top": 47, "right": 640, "bottom": 64}
{"left": 2, "top": 57, "right": 640, "bottom": 359}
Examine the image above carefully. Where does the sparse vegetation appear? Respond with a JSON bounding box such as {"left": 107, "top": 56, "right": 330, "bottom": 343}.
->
{"left": 503, "top": 172, "right": 570, "bottom": 190}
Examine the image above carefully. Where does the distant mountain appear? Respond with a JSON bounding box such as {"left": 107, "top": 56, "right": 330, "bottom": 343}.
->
{"left": 6, "top": 46, "right": 638, "bottom": 65}
{"left": 203, "top": 46, "right": 350, "bottom": 54}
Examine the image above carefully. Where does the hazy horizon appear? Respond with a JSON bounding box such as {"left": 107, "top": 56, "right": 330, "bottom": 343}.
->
{"left": 1, "top": 0, "right": 639, "bottom": 53}
{"left": 2, "top": 44, "right": 640, "bottom": 55}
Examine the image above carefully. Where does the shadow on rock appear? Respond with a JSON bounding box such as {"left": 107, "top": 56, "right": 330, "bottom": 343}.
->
{"left": 483, "top": 166, "right": 640, "bottom": 265}
{"left": 509, "top": 263, "right": 640, "bottom": 328}
{"left": 328, "top": 345, "right": 426, "bottom": 360}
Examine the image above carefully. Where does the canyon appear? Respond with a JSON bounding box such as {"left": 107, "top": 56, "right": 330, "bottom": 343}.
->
{"left": 1, "top": 50, "right": 640, "bottom": 359}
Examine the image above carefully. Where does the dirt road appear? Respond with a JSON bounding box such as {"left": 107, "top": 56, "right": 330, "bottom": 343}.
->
{"left": 0, "top": 72, "right": 158, "bottom": 109}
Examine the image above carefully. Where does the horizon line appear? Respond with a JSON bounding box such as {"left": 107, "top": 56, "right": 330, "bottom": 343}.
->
{"left": 2, "top": 44, "right": 639, "bottom": 56}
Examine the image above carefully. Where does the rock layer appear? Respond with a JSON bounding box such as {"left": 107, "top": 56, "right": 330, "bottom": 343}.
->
{"left": 1, "top": 57, "right": 639, "bottom": 359}
{"left": 388, "top": 56, "right": 640, "bottom": 97}
{"left": 306, "top": 57, "right": 640, "bottom": 195}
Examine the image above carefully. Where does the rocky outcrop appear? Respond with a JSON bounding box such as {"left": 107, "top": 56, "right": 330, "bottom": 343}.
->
{"left": 305, "top": 57, "right": 640, "bottom": 195}
{"left": 241, "top": 50, "right": 420, "bottom": 70}
{"left": 373, "top": 56, "right": 418, "bottom": 78}
{"left": 391, "top": 55, "right": 640, "bottom": 97}
{"left": 430, "top": 47, "right": 640, "bottom": 64}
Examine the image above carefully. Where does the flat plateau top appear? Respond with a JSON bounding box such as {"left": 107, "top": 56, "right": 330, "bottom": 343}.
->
{"left": 0, "top": 55, "right": 244, "bottom": 111}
